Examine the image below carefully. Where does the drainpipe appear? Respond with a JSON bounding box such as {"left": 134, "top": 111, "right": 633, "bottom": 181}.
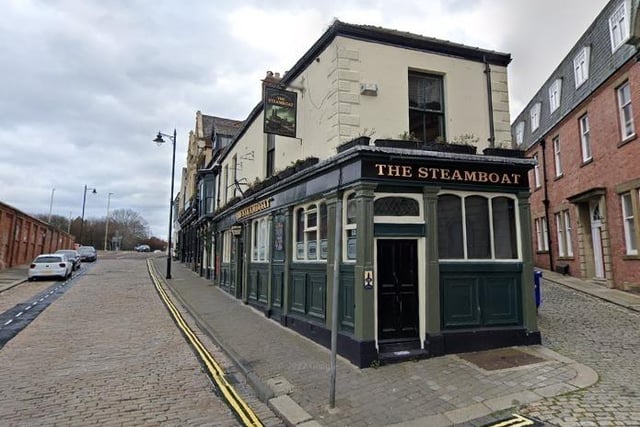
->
{"left": 484, "top": 56, "right": 496, "bottom": 147}
{"left": 539, "top": 138, "right": 554, "bottom": 271}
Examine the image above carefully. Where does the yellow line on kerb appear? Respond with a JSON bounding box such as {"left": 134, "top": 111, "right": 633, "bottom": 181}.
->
{"left": 147, "top": 260, "right": 264, "bottom": 427}
{"left": 489, "top": 414, "right": 535, "bottom": 427}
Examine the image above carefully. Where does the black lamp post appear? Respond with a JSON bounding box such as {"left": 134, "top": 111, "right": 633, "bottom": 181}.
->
{"left": 80, "top": 185, "right": 97, "bottom": 244}
{"left": 154, "top": 129, "right": 177, "bottom": 279}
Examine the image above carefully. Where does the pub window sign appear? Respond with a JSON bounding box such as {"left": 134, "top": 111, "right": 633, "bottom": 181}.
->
{"left": 264, "top": 86, "right": 297, "bottom": 138}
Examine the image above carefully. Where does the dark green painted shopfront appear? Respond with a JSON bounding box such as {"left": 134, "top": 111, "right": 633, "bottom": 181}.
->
{"left": 213, "top": 145, "right": 541, "bottom": 368}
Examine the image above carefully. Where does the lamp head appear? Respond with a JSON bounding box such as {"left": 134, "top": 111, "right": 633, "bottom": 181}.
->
{"left": 92, "top": 188, "right": 97, "bottom": 194}
{"left": 154, "top": 131, "right": 165, "bottom": 146}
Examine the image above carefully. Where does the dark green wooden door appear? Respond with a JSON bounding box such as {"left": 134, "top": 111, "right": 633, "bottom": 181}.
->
{"left": 377, "top": 239, "right": 419, "bottom": 340}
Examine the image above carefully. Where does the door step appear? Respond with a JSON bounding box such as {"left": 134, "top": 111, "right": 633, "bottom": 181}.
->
{"left": 378, "top": 339, "right": 427, "bottom": 365}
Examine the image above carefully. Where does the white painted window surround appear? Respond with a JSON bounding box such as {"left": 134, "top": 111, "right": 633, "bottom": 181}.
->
{"left": 530, "top": 103, "right": 541, "bottom": 132}
{"left": 574, "top": 46, "right": 591, "bottom": 88}
{"left": 549, "top": 79, "right": 562, "bottom": 113}
{"left": 609, "top": 1, "right": 630, "bottom": 52}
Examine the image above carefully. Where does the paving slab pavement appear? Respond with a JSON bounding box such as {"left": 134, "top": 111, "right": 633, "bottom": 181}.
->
{"left": 157, "top": 260, "right": 606, "bottom": 427}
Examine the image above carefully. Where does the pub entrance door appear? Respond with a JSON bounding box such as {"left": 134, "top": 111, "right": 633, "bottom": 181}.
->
{"left": 377, "top": 239, "right": 419, "bottom": 343}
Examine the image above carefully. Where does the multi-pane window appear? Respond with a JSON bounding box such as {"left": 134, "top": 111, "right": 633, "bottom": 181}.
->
{"left": 553, "top": 137, "right": 562, "bottom": 177}
{"left": 579, "top": 114, "right": 592, "bottom": 162}
{"left": 252, "top": 216, "right": 269, "bottom": 262}
{"left": 555, "top": 210, "right": 573, "bottom": 257}
{"left": 533, "top": 154, "right": 541, "bottom": 189}
{"left": 609, "top": 1, "right": 629, "bottom": 51}
{"left": 549, "top": 79, "right": 562, "bottom": 113}
{"left": 574, "top": 47, "right": 591, "bottom": 88}
{"left": 344, "top": 193, "right": 357, "bottom": 261}
{"left": 622, "top": 192, "right": 638, "bottom": 255}
{"left": 408, "top": 72, "right": 445, "bottom": 143}
{"left": 530, "top": 103, "right": 541, "bottom": 132}
{"left": 535, "top": 217, "right": 549, "bottom": 252}
{"left": 199, "top": 175, "right": 215, "bottom": 214}
{"left": 515, "top": 122, "right": 525, "bottom": 146}
{"left": 437, "top": 194, "right": 519, "bottom": 260}
{"left": 294, "top": 202, "right": 328, "bottom": 261}
{"left": 617, "top": 81, "right": 635, "bottom": 140}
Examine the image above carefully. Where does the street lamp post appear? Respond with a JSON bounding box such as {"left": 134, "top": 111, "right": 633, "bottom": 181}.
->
{"left": 80, "top": 185, "right": 97, "bottom": 244}
{"left": 48, "top": 188, "right": 55, "bottom": 223}
{"left": 154, "top": 129, "right": 177, "bottom": 279}
{"left": 104, "top": 192, "right": 114, "bottom": 251}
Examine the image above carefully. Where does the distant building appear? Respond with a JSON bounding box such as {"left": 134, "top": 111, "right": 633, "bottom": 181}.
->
{"left": 511, "top": 0, "right": 640, "bottom": 292}
{"left": 178, "top": 20, "right": 540, "bottom": 367}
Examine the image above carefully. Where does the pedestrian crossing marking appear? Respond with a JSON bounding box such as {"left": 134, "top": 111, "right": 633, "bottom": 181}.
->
{"left": 482, "top": 414, "right": 544, "bottom": 427}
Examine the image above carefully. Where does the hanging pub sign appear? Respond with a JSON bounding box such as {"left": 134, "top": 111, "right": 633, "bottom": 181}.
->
{"left": 264, "top": 86, "right": 297, "bottom": 138}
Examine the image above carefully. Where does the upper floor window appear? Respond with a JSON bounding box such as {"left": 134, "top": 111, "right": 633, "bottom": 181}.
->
{"left": 252, "top": 216, "right": 270, "bottom": 262}
{"left": 294, "top": 202, "right": 328, "bottom": 261}
{"left": 617, "top": 81, "right": 635, "bottom": 140}
{"left": 621, "top": 192, "right": 638, "bottom": 255}
{"left": 437, "top": 193, "right": 519, "bottom": 260}
{"left": 574, "top": 46, "right": 591, "bottom": 88}
{"left": 199, "top": 175, "right": 215, "bottom": 215}
{"left": 266, "top": 134, "right": 275, "bottom": 178}
{"left": 533, "top": 153, "right": 541, "bottom": 189}
{"left": 609, "top": 1, "right": 630, "bottom": 52}
{"left": 214, "top": 133, "right": 233, "bottom": 151}
{"left": 530, "top": 103, "right": 541, "bottom": 132}
{"left": 408, "top": 72, "right": 445, "bottom": 143}
{"left": 553, "top": 136, "right": 563, "bottom": 177}
{"left": 515, "top": 122, "right": 525, "bottom": 146}
{"left": 549, "top": 79, "right": 562, "bottom": 113}
{"left": 579, "top": 114, "right": 592, "bottom": 162}
{"left": 223, "top": 165, "right": 229, "bottom": 203}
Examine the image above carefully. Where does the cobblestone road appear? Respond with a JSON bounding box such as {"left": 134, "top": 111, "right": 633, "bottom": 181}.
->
{"left": 520, "top": 281, "right": 640, "bottom": 427}
{"left": 0, "top": 256, "right": 281, "bottom": 426}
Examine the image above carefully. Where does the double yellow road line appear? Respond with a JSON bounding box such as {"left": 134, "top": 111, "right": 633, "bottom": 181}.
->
{"left": 147, "top": 260, "right": 264, "bottom": 427}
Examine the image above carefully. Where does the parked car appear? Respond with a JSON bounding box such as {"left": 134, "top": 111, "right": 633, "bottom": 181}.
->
{"left": 135, "top": 244, "right": 151, "bottom": 252}
{"left": 78, "top": 246, "right": 97, "bottom": 262}
{"left": 55, "top": 249, "right": 81, "bottom": 270}
{"left": 28, "top": 254, "right": 73, "bottom": 281}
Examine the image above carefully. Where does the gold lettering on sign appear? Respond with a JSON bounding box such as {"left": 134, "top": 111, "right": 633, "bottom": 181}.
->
{"left": 236, "top": 198, "right": 272, "bottom": 220}
{"left": 373, "top": 163, "right": 523, "bottom": 186}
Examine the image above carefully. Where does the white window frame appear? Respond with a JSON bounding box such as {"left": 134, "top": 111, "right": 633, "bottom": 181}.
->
{"left": 574, "top": 46, "right": 591, "bottom": 88}
{"left": 293, "top": 201, "right": 328, "bottom": 262}
{"left": 549, "top": 79, "right": 562, "bottom": 113}
{"left": 515, "top": 121, "right": 525, "bottom": 146}
{"left": 222, "top": 230, "right": 232, "bottom": 263}
{"left": 564, "top": 210, "right": 574, "bottom": 257}
{"left": 553, "top": 136, "right": 562, "bottom": 177}
{"left": 251, "top": 216, "right": 270, "bottom": 262}
{"left": 621, "top": 192, "right": 638, "bottom": 255}
{"left": 579, "top": 114, "right": 592, "bottom": 162}
{"left": 555, "top": 210, "right": 573, "bottom": 257}
{"left": 437, "top": 191, "right": 522, "bottom": 261}
{"left": 343, "top": 192, "right": 357, "bottom": 262}
{"left": 609, "top": 1, "right": 630, "bottom": 52}
{"left": 535, "top": 217, "right": 549, "bottom": 252}
{"left": 530, "top": 103, "right": 541, "bottom": 132}
{"left": 617, "top": 81, "right": 635, "bottom": 140}
{"left": 373, "top": 193, "right": 423, "bottom": 224}
{"left": 533, "top": 153, "right": 541, "bottom": 189}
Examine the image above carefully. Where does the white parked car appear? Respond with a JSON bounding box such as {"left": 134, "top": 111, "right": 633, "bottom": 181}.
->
{"left": 28, "top": 253, "right": 73, "bottom": 281}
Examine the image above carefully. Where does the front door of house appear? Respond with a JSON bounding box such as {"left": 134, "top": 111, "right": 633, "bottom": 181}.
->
{"left": 377, "top": 239, "right": 419, "bottom": 340}
{"left": 590, "top": 200, "right": 605, "bottom": 279}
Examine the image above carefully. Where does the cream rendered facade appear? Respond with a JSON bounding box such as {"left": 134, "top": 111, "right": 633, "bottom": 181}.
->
{"left": 218, "top": 34, "right": 512, "bottom": 205}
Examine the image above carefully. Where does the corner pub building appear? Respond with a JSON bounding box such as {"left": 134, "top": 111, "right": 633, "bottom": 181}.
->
{"left": 185, "top": 20, "right": 541, "bottom": 367}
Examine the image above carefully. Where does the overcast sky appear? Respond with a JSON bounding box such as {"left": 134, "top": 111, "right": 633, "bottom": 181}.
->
{"left": 0, "top": 0, "right": 607, "bottom": 240}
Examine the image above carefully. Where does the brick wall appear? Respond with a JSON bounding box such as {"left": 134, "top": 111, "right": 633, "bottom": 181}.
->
{"left": 0, "top": 202, "right": 75, "bottom": 270}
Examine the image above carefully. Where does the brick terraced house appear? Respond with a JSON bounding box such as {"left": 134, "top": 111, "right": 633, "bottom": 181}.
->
{"left": 511, "top": 0, "right": 640, "bottom": 292}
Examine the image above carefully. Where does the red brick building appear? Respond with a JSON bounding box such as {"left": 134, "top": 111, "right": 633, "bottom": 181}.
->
{"left": 0, "top": 201, "right": 75, "bottom": 270}
{"left": 512, "top": 0, "right": 640, "bottom": 291}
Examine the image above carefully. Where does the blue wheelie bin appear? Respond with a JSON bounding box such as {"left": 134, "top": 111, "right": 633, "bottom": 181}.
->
{"left": 534, "top": 270, "right": 543, "bottom": 311}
